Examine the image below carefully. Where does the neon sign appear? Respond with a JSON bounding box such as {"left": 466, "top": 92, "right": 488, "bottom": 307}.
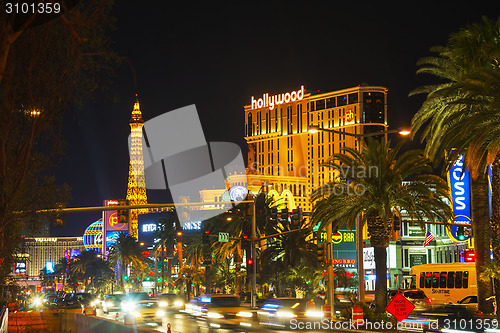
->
{"left": 345, "top": 109, "right": 354, "bottom": 122}
{"left": 142, "top": 223, "right": 157, "bottom": 233}
{"left": 447, "top": 155, "right": 472, "bottom": 242}
{"left": 251, "top": 85, "right": 304, "bottom": 110}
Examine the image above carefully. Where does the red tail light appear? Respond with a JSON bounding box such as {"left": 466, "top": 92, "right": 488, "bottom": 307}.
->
{"left": 427, "top": 298, "right": 432, "bottom": 303}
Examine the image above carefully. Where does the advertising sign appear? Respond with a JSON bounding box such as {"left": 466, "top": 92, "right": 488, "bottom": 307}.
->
{"left": 447, "top": 155, "right": 472, "bottom": 242}
{"left": 14, "top": 261, "right": 27, "bottom": 275}
{"left": 332, "top": 229, "right": 356, "bottom": 268}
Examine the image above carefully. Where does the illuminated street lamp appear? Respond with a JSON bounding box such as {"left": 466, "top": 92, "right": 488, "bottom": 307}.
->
{"left": 307, "top": 124, "right": 410, "bottom": 138}
{"left": 307, "top": 124, "right": 410, "bottom": 307}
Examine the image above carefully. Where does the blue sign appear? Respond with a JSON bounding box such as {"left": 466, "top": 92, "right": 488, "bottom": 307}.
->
{"left": 45, "top": 261, "right": 54, "bottom": 274}
{"left": 106, "top": 231, "right": 122, "bottom": 248}
{"left": 447, "top": 155, "right": 472, "bottom": 242}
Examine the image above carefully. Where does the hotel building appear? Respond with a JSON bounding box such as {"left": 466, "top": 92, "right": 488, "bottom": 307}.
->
{"left": 16, "top": 236, "right": 85, "bottom": 278}
{"left": 244, "top": 84, "right": 387, "bottom": 208}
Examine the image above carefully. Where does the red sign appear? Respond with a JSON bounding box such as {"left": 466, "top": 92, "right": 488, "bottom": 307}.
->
{"left": 332, "top": 233, "right": 342, "bottom": 243}
{"left": 345, "top": 109, "right": 354, "bottom": 122}
{"left": 385, "top": 293, "right": 414, "bottom": 321}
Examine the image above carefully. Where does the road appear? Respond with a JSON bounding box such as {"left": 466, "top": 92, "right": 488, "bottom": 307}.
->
{"left": 95, "top": 308, "right": 346, "bottom": 333}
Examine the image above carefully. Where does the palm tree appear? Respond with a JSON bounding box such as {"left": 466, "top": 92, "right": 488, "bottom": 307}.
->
{"left": 54, "top": 257, "right": 69, "bottom": 290}
{"left": 108, "top": 233, "right": 149, "bottom": 290}
{"left": 69, "top": 250, "right": 99, "bottom": 291}
{"left": 310, "top": 138, "right": 453, "bottom": 313}
{"left": 212, "top": 257, "right": 237, "bottom": 294}
{"left": 155, "top": 215, "right": 177, "bottom": 292}
{"left": 86, "top": 257, "right": 114, "bottom": 295}
{"left": 410, "top": 17, "right": 500, "bottom": 312}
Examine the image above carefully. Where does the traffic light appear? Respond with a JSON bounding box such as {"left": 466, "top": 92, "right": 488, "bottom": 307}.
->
{"left": 54, "top": 203, "right": 65, "bottom": 228}
{"left": 463, "top": 249, "right": 476, "bottom": 262}
{"left": 392, "top": 213, "right": 400, "bottom": 232}
{"left": 317, "top": 243, "right": 327, "bottom": 263}
{"left": 157, "top": 277, "right": 162, "bottom": 282}
{"left": 269, "top": 206, "right": 278, "bottom": 226}
{"left": 117, "top": 208, "right": 128, "bottom": 224}
{"left": 202, "top": 229, "right": 210, "bottom": 244}
{"left": 457, "top": 227, "right": 465, "bottom": 241}
{"left": 280, "top": 208, "right": 289, "bottom": 226}
{"left": 246, "top": 258, "right": 254, "bottom": 270}
{"left": 124, "top": 275, "right": 128, "bottom": 281}
{"left": 291, "top": 208, "right": 303, "bottom": 229}
{"left": 241, "top": 233, "right": 249, "bottom": 247}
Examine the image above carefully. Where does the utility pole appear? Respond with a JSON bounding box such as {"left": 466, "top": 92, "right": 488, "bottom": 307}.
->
{"left": 251, "top": 200, "right": 257, "bottom": 308}
{"left": 326, "top": 223, "right": 335, "bottom": 319}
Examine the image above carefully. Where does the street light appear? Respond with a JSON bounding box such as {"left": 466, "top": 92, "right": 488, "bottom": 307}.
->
{"left": 307, "top": 124, "right": 411, "bottom": 138}
{"left": 307, "top": 123, "right": 410, "bottom": 307}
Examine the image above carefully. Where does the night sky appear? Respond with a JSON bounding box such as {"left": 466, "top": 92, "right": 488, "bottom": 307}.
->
{"left": 51, "top": 2, "right": 500, "bottom": 237}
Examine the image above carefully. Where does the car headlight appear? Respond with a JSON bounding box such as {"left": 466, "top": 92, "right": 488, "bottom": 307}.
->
{"left": 174, "top": 300, "right": 184, "bottom": 307}
{"left": 305, "top": 310, "right": 324, "bottom": 318}
{"left": 236, "top": 311, "right": 253, "bottom": 318}
{"left": 156, "top": 310, "right": 166, "bottom": 317}
{"left": 122, "top": 302, "right": 136, "bottom": 312}
{"left": 159, "top": 301, "right": 168, "bottom": 307}
{"left": 207, "top": 312, "right": 224, "bottom": 319}
{"left": 276, "top": 310, "right": 297, "bottom": 318}
{"left": 133, "top": 311, "right": 141, "bottom": 318}
{"left": 33, "top": 297, "right": 42, "bottom": 306}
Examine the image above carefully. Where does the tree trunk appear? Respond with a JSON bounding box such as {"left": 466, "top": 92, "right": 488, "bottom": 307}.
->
{"left": 472, "top": 173, "right": 494, "bottom": 313}
{"left": 235, "top": 251, "right": 242, "bottom": 293}
{"left": 373, "top": 246, "right": 388, "bottom": 314}
{"left": 490, "top": 157, "right": 500, "bottom": 311}
{"left": 367, "top": 214, "right": 390, "bottom": 314}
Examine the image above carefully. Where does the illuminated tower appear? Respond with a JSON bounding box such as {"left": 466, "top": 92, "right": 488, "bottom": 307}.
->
{"left": 126, "top": 95, "right": 148, "bottom": 238}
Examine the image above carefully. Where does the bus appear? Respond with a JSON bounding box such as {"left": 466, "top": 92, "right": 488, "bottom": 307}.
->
{"left": 410, "top": 262, "right": 477, "bottom": 304}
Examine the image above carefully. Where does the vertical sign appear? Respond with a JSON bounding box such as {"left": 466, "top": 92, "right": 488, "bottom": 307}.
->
{"left": 103, "top": 200, "right": 128, "bottom": 257}
{"left": 447, "top": 155, "right": 472, "bottom": 242}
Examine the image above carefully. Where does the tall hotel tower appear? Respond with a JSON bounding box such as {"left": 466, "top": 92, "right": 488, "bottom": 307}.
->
{"left": 243, "top": 85, "right": 387, "bottom": 212}
{"left": 126, "top": 95, "right": 148, "bottom": 238}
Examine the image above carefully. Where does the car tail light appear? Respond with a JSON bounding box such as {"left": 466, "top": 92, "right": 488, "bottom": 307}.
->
{"left": 427, "top": 298, "right": 432, "bottom": 303}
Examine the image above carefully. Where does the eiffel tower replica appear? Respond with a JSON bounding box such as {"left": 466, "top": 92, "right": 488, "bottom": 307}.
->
{"left": 126, "top": 95, "right": 148, "bottom": 238}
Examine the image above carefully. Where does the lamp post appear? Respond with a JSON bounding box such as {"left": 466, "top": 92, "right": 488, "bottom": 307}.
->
{"left": 307, "top": 124, "right": 410, "bottom": 305}
{"left": 250, "top": 182, "right": 268, "bottom": 308}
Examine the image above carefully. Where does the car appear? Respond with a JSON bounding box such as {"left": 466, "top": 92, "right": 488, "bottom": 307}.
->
{"left": 157, "top": 293, "right": 184, "bottom": 312}
{"left": 457, "top": 295, "right": 478, "bottom": 311}
{"left": 195, "top": 294, "right": 254, "bottom": 330}
{"left": 417, "top": 304, "right": 484, "bottom": 332}
{"left": 61, "top": 293, "right": 98, "bottom": 314}
{"left": 122, "top": 299, "right": 163, "bottom": 326}
{"left": 402, "top": 289, "right": 432, "bottom": 311}
{"left": 184, "top": 296, "right": 205, "bottom": 317}
{"left": 257, "top": 298, "right": 324, "bottom": 329}
{"left": 102, "top": 294, "right": 124, "bottom": 314}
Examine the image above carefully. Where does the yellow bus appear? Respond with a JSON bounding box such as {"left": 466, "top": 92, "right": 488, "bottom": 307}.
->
{"left": 410, "top": 263, "right": 477, "bottom": 304}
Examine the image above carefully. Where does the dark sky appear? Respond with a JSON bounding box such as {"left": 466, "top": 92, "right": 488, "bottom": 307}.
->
{"left": 51, "top": 2, "right": 500, "bottom": 237}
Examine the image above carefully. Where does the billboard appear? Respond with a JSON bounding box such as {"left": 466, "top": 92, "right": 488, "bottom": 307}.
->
{"left": 14, "top": 261, "right": 27, "bottom": 275}
{"left": 138, "top": 212, "right": 169, "bottom": 248}
{"left": 447, "top": 155, "right": 472, "bottom": 242}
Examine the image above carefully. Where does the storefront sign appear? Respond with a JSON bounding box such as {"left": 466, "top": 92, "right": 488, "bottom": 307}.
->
{"left": 409, "top": 254, "right": 427, "bottom": 267}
